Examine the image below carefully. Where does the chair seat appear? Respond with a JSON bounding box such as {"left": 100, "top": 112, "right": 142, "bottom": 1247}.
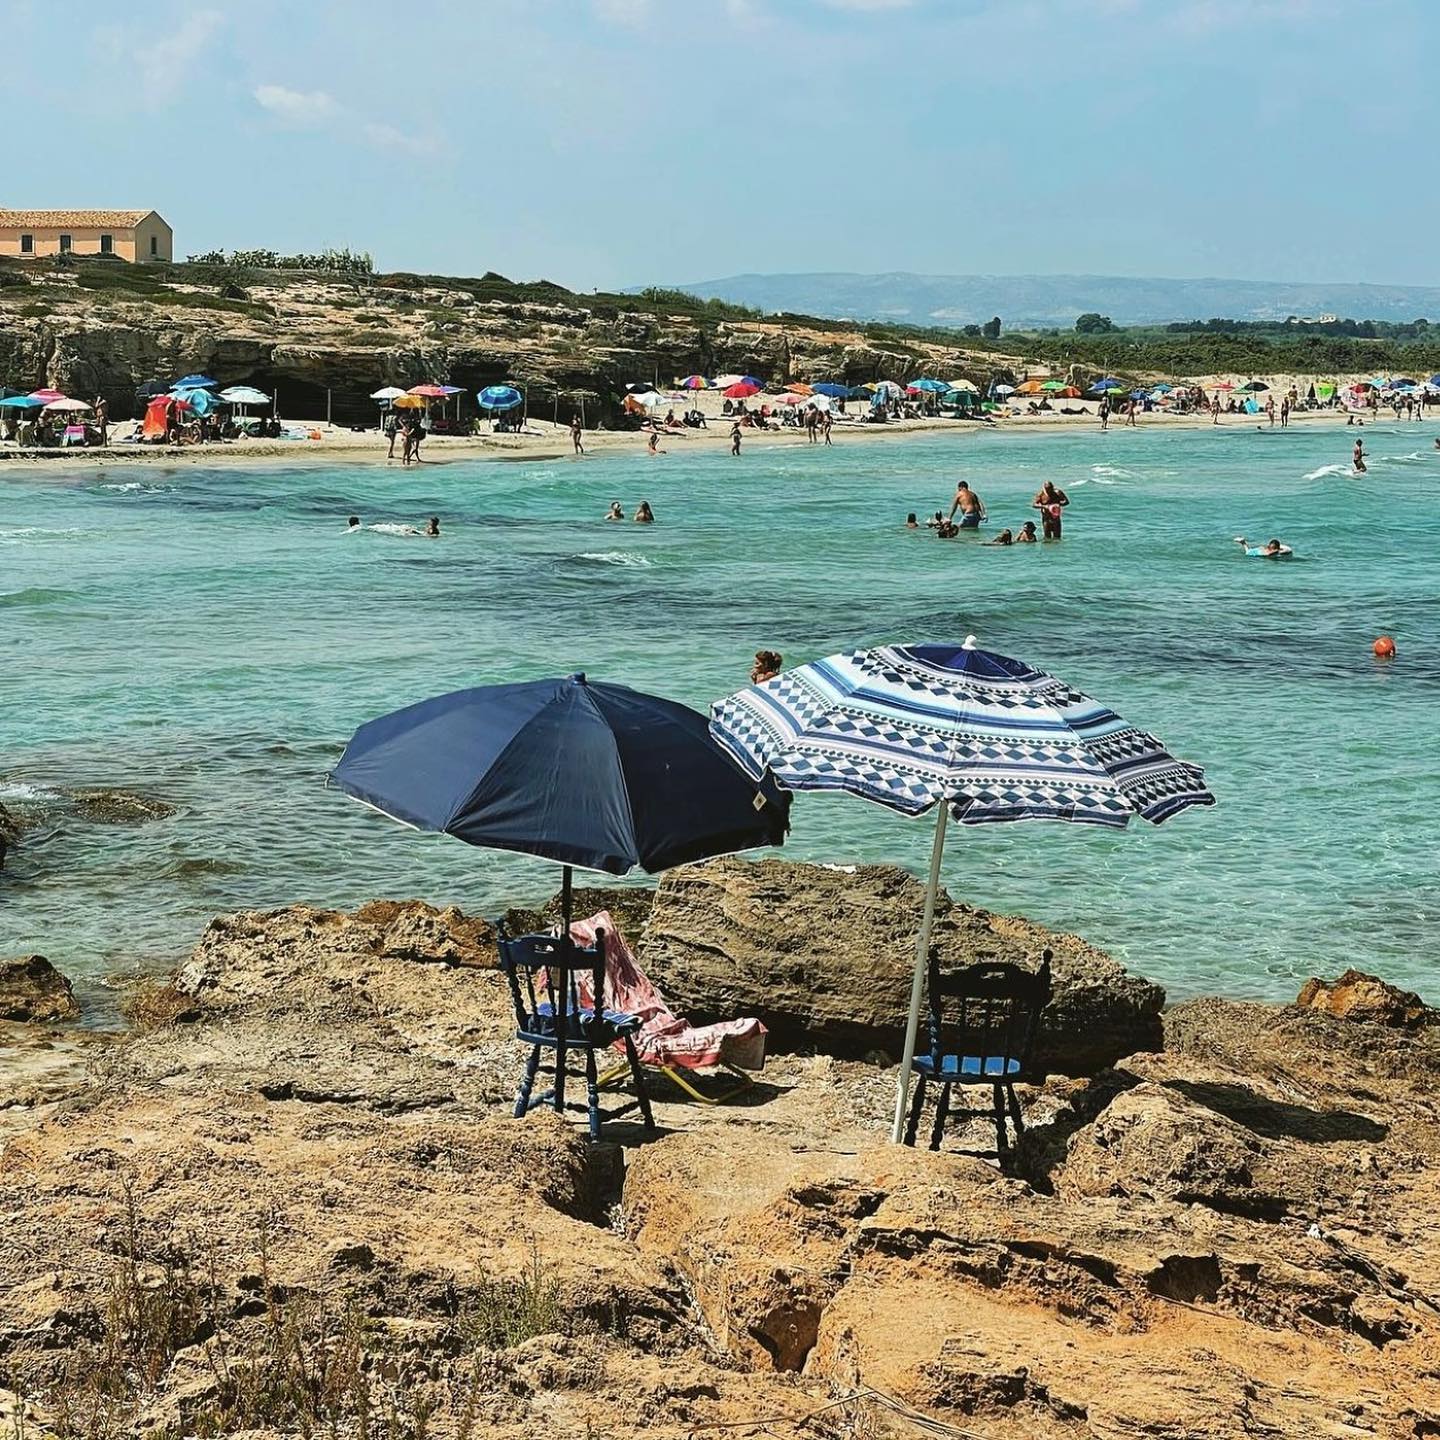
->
{"left": 913, "top": 1053, "right": 1022, "bottom": 1079}
{"left": 524, "top": 1003, "right": 640, "bottom": 1042}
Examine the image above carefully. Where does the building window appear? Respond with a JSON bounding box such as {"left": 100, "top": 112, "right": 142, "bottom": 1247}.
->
{"left": 150, "top": 235, "right": 158, "bottom": 256}
{"left": 100, "top": 234, "right": 113, "bottom": 254}
{"left": 59, "top": 234, "right": 71, "bottom": 253}
{"left": 20, "top": 234, "right": 32, "bottom": 254}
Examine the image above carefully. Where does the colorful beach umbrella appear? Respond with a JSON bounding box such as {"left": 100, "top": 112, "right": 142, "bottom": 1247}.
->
{"left": 785, "top": 383, "right": 815, "bottom": 396}
{"left": 28, "top": 389, "right": 65, "bottom": 404}
{"left": 679, "top": 375, "right": 712, "bottom": 390}
{"left": 1040, "top": 380, "right": 1069, "bottom": 392}
{"left": 907, "top": 378, "right": 949, "bottom": 393}
{"left": 871, "top": 380, "right": 904, "bottom": 400}
{"left": 1014, "top": 380, "right": 1045, "bottom": 395}
{"left": 0, "top": 394, "right": 43, "bottom": 409}
{"left": 723, "top": 382, "right": 760, "bottom": 399}
{"left": 709, "top": 639, "right": 1214, "bottom": 1145}
{"left": 408, "top": 384, "right": 451, "bottom": 398}
{"left": 42, "top": 397, "right": 91, "bottom": 412}
{"left": 173, "top": 374, "right": 217, "bottom": 389}
{"left": 478, "top": 385, "right": 523, "bottom": 411}
{"left": 391, "top": 394, "right": 427, "bottom": 409}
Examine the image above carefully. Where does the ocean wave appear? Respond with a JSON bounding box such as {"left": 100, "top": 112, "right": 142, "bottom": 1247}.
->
{"left": 0, "top": 780, "right": 65, "bottom": 803}
{"left": 0, "top": 587, "right": 79, "bottom": 608}
{"left": 366, "top": 522, "right": 424, "bottom": 536}
{"left": 572, "top": 551, "right": 654, "bottom": 567}
{"left": 0, "top": 526, "right": 81, "bottom": 544}
{"left": 1090, "top": 465, "right": 1134, "bottom": 478}
{"left": 1303, "top": 464, "right": 1351, "bottom": 480}
{"left": 94, "top": 481, "right": 173, "bottom": 494}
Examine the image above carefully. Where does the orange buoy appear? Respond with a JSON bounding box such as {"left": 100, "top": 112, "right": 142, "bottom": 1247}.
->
{"left": 1373, "top": 636, "right": 1396, "bottom": 659}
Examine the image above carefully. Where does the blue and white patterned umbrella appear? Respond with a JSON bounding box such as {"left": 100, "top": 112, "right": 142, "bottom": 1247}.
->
{"left": 710, "top": 637, "right": 1215, "bottom": 1141}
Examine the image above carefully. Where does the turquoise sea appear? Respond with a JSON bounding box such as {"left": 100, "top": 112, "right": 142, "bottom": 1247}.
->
{"left": 4, "top": 420, "right": 1439, "bottom": 1019}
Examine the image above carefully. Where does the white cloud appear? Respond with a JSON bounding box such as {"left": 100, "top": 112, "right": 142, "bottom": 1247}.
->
{"left": 99, "top": 10, "right": 223, "bottom": 108}
{"left": 362, "top": 121, "right": 430, "bottom": 155}
{"left": 253, "top": 84, "right": 340, "bottom": 127}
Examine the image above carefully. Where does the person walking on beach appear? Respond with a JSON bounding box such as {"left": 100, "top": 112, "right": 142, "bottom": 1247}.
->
{"left": 947, "top": 480, "right": 987, "bottom": 529}
{"left": 822, "top": 412, "right": 833, "bottom": 445}
{"left": 1265, "top": 395, "right": 1275, "bottom": 427}
{"left": 1098, "top": 396, "right": 1109, "bottom": 432}
{"left": 1211, "top": 394, "right": 1221, "bottom": 425}
{"left": 570, "top": 414, "right": 585, "bottom": 456}
{"left": 1033, "top": 480, "right": 1070, "bottom": 540}
{"left": 730, "top": 422, "right": 742, "bottom": 456}
{"left": 1280, "top": 397, "right": 1290, "bottom": 428}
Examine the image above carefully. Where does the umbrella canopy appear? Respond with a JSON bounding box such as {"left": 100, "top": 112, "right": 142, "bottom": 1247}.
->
{"left": 990, "top": 384, "right": 1015, "bottom": 396}
{"left": 723, "top": 382, "right": 760, "bottom": 399}
{"left": 370, "top": 386, "right": 408, "bottom": 401}
{"left": 135, "top": 380, "right": 172, "bottom": 399}
{"left": 1239, "top": 381, "right": 1269, "bottom": 392}
{"left": 219, "top": 386, "right": 272, "bottom": 405}
{"left": 871, "top": 380, "right": 904, "bottom": 400}
{"left": 407, "top": 384, "right": 451, "bottom": 399}
{"left": 906, "top": 378, "right": 949, "bottom": 393}
{"left": 0, "top": 394, "right": 44, "bottom": 409}
{"left": 679, "top": 375, "right": 712, "bottom": 389}
{"left": 29, "top": 389, "right": 65, "bottom": 404}
{"left": 737, "top": 375, "right": 763, "bottom": 389}
{"left": 172, "top": 387, "right": 221, "bottom": 415}
{"left": 391, "top": 394, "right": 428, "bottom": 409}
{"left": 1088, "top": 377, "right": 1123, "bottom": 391}
{"left": 1430, "top": 376, "right": 1440, "bottom": 387}
{"left": 807, "top": 394, "right": 832, "bottom": 412}
{"left": 173, "top": 374, "right": 218, "bottom": 389}
{"left": 775, "top": 393, "right": 807, "bottom": 406}
{"left": 710, "top": 639, "right": 1213, "bottom": 1142}
{"left": 846, "top": 386, "right": 874, "bottom": 400}
{"left": 946, "top": 379, "right": 979, "bottom": 393}
{"left": 1151, "top": 382, "right": 1173, "bottom": 393}
{"left": 1014, "top": 380, "right": 1045, "bottom": 395}
{"left": 1210, "top": 380, "right": 1236, "bottom": 391}
{"left": 785, "top": 383, "right": 815, "bottom": 396}
{"left": 330, "top": 672, "right": 790, "bottom": 887}
{"left": 811, "top": 382, "right": 850, "bottom": 398}
{"left": 478, "top": 385, "right": 523, "bottom": 411}
{"left": 42, "top": 397, "right": 91, "bottom": 412}
{"left": 1039, "top": 380, "right": 1069, "bottom": 392}
{"left": 1388, "top": 377, "right": 1419, "bottom": 389}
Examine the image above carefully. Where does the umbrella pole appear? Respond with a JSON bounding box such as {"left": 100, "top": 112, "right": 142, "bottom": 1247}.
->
{"left": 890, "top": 805, "right": 948, "bottom": 1144}
{"left": 555, "top": 864, "right": 573, "bottom": 1115}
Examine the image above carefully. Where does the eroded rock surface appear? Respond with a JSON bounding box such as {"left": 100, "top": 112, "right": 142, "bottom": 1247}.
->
{"left": 0, "top": 954, "right": 80, "bottom": 1022}
{"left": 640, "top": 857, "right": 1162, "bottom": 1072}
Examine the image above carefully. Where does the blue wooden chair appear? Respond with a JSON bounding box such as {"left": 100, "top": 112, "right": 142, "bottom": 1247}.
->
{"left": 903, "top": 949, "right": 1052, "bottom": 1157}
{"left": 495, "top": 923, "right": 656, "bottom": 1142}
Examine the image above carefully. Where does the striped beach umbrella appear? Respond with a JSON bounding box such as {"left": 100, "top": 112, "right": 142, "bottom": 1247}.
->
{"left": 710, "top": 638, "right": 1214, "bottom": 1143}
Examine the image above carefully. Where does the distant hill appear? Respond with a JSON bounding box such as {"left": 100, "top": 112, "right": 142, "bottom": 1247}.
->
{"left": 656, "top": 272, "right": 1440, "bottom": 330}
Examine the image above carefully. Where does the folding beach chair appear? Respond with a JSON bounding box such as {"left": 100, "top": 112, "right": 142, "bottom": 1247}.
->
{"left": 62, "top": 425, "right": 87, "bottom": 447}
{"left": 568, "top": 911, "right": 767, "bottom": 1105}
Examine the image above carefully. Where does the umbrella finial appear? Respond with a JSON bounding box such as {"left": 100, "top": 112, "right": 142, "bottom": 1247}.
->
{"left": 568, "top": 672, "right": 588, "bottom": 685}
{"left": 962, "top": 634, "right": 977, "bottom": 651}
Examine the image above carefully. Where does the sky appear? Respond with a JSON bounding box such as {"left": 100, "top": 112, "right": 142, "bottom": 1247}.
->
{"left": 5, "top": 0, "right": 1437, "bottom": 291}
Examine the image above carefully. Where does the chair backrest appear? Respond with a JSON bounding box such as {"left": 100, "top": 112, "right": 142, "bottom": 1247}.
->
{"left": 494, "top": 923, "right": 607, "bottom": 1031}
{"left": 925, "top": 948, "right": 1052, "bottom": 1082}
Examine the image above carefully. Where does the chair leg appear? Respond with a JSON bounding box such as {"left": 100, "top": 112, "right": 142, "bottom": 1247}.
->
{"left": 903, "top": 1074, "right": 927, "bottom": 1147}
{"left": 929, "top": 1082, "right": 951, "bottom": 1152}
{"left": 992, "top": 1083, "right": 1009, "bottom": 1156}
{"left": 554, "top": 1034, "right": 568, "bottom": 1114}
{"left": 624, "top": 1036, "right": 657, "bottom": 1131}
{"left": 584, "top": 1047, "right": 601, "bottom": 1143}
{"left": 514, "top": 1046, "right": 541, "bottom": 1118}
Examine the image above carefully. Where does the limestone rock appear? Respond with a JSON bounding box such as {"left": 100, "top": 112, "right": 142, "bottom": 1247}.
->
{"left": 0, "top": 955, "right": 80, "bottom": 1022}
{"left": 639, "top": 857, "right": 1162, "bottom": 1073}
{"left": 1296, "top": 968, "right": 1430, "bottom": 1028}
{"left": 61, "top": 787, "right": 176, "bottom": 824}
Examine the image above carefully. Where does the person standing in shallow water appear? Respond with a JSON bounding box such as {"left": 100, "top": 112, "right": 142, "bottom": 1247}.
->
{"left": 1032, "top": 480, "right": 1070, "bottom": 540}
{"left": 1353, "top": 438, "right": 1367, "bottom": 473}
{"left": 730, "top": 422, "right": 742, "bottom": 457}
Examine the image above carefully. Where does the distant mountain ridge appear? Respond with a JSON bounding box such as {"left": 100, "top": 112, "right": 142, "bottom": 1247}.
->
{"left": 655, "top": 271, "right": 1440, "bottom": 329}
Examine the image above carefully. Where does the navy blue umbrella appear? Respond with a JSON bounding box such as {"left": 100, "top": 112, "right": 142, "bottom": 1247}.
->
{"left": 811, "top": 382, "right": 850, "bottom": 398}
{"left": 330, "top": 673, "right": 789, "bottom": 931}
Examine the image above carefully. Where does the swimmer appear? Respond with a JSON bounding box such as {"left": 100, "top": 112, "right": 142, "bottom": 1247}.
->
{"left": 1032, "top": 480, "right": 1069, "bottom": 539}
{"left": 905, "top": 512, "right": 919, "bottom": 529}
{"left": 425, "top": 516, "right": 440, "bottom": 537}
{"left": 1017, "top": 521, "right": 1038, "bottom": 543}
{"left": 647, "top": 432, "right": 665, "bottom": 456}
{"left": 947, "top": 481, "right": 987, "bottom": 529}
{"left": 1353, "top": 438, "right": 1367, "bottom": 473}
{"left": 936, "top": 520, "right": 959, "bottom": 539}
{"left": 751, "top": 649, "right": 783, "bottom": 685}
{"left": 345, "top": 515, "right": 361, "bottom": 533}
{"left": 605, "top": 502, "right": 624, "bottom": 521}
{"left": 634, "top": 501, "right": 655, "bottom": 524}
{"left": 925, "top": 511, "right": 944, "bottom": 529}
{"left": 984, "top": 529, "right": 1015, "bottom": 546}
{"left": 1233, "top": 536, "right": 1292, "bottom": 559}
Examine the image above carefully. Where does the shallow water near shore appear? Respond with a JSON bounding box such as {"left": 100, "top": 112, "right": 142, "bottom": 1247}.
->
{"left": 4, "top": 420, "right": 1439, "bottom": 1019}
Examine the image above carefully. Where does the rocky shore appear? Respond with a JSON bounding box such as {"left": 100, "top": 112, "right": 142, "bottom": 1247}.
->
{"left": 4, "top": 857, "right": 1439, "bottom": 1438}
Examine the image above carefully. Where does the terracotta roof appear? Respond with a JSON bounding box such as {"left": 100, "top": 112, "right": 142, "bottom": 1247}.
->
{"left": 0, "top": 209, "right": 158, "bottom": 229}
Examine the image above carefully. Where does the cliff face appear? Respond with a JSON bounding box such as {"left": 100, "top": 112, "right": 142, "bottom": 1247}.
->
{"left": 0, "top": 261, "right": 998, "bottom": 424}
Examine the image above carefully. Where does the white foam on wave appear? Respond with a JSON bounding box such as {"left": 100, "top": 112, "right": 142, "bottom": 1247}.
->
{"left": 0, "top": 526, "right": 81, "bottom": 544}
{"left": 0, "top": 780, "right": 64, "bottom": 802}
{"left": 573, "top": 551, "right": 653, "bottom": 567}
{"left": 1090, "top": 464, "right": 1134, "bottom": 479}
{"left": 1303, "top": 464, "right": 1351, "bottom": 480}
{"left": 366, "top": 523, "right": 423, "bottom": 536}
{"left": 96, "top": 480, "right": 171, "bottom": 494}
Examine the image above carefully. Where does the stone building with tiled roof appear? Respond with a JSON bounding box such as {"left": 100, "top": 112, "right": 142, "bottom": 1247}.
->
{"left": 0, "top": 209, "right": 172, "bottom": 263}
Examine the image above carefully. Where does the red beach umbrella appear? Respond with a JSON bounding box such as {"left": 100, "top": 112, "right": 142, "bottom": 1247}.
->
{"left": 724, "top": 382, "right": 760, "bottom": 399}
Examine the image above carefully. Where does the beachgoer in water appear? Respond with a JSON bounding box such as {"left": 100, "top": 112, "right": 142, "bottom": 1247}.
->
{"left": 634, "top": 501, "right": 655, "bottom": 524}
{"left": 385, "top": 410, "right": 400, "bottom": 459}
{"left": 605, "top": 502, "right": 624, "bottom": 521}
{"left": 936, "top": 520, "right": 959, "bottom": 539}
{"left": 905, "top": 512, "right": 919, "bottom": 529}
{"left": 926, "top": 511, "right": 944, "bottom": 529}
{"left": 571, "top": 415, "right": 585, "bottom": 456}
{"left": 1353, "top": 438, "right": 1367, "bottom": 473}
{"left": 646, "top": 432, "right": 664, "bottom": 456}
{"left": 947, "top": 480, "right": 986, "bottom": 529}
{"left": 1234, "top": 536, "right": 1290, "bottom": 558}
{"left": 751, "top": 650, "right": 783, "bottom": 685}
{"left": 985, "top": 529, "right": 1015, "bottom": 546}
{"left": 730, "top": 422, "right": 742, "bottom": 456}
{"left": 1017, "top": 521, "right": 1038, "bottom": 543}
{"left": 345, "top": 516, "right": 361, "bottom": 533}
{"left": 1033, "top": 480, "right": 1070, "bottom": 540}
{"left": 425, "top": 517, "right": 440, "bottom": 537}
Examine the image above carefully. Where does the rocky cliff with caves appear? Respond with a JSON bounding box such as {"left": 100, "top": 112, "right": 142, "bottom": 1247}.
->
{"left": 0, "top": 257, "right": 1019, "bottom": 428}
{"left": 5, "top": 857, "right": 1440, "bottom": 1438}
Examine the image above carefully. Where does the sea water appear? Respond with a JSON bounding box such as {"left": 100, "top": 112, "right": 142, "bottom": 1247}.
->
{"left": 3, "top": 421, "right": 1438, "bottom": 1018}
